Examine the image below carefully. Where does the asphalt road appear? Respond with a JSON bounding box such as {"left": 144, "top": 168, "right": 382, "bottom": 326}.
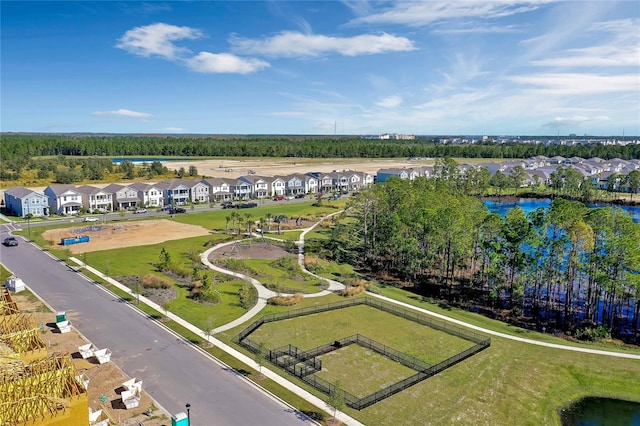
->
{"left": 0, "top": 229, "right": 312, "bottom": 426}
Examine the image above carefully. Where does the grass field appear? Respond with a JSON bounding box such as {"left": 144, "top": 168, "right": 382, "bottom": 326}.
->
{"left": 250, "top": 304, "right": 475, "bottom": 364}
{"left": 315, "top": 344, "right": 418, "bottom": 397}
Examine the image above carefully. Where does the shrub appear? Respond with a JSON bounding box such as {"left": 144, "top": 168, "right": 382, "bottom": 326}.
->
{"left": 268, "top": 293, "right": 304, "bottom": 306}
{"left": 141, "top": 274, "right": 171, "bottom": 289}
{"left": 239, "top": 283, "right": 257, "bottom": 309}
{"left": 574, "top": 325, "right": 611, "bottom": 342}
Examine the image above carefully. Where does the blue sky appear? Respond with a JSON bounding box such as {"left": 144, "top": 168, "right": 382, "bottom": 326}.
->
{"left": 2, "top": 1, "right": 639, "bottom": 136}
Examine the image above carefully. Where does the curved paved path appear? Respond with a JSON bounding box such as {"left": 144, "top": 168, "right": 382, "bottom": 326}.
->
{"left": 200, "top": 211, "right": 346, "bottom": 333}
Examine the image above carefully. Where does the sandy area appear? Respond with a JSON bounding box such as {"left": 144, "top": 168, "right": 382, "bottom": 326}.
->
{"left": 42, "top": 219, "right": 210, "bottom": 253}
{"left": 165, "top": 158, "right": 435, "bottom": 179}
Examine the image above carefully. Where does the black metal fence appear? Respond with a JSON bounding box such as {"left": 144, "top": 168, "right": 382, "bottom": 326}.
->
{"left": 236, "top": 296, "right": 491, "bottom": 410}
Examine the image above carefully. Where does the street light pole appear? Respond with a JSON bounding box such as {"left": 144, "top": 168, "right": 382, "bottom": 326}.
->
{"left": 185, "top": 403, "right": 191, "bottom": 425}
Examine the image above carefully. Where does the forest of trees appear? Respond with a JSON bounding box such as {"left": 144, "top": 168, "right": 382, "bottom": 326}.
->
{"left": 322, "top": 174, "right": 640, "bottom": 342}
{"left": 2, "top": 133, "right": 639, "bottom": 162}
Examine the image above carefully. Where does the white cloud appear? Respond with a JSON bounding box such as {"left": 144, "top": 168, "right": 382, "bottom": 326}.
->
{"left": 531, "top": 18, "right": 640, "bottom": 67}
{"left": 432, "top": 24, "right": 523, "bottom": 34}
{"left": 508, "top": 73, "right": 639, "bottom": 95}
{"left": 348, "top": 1, "right": 553, "bottom": 27}
{"left": 186, "top": 52, "right": 269, "bottom": 74}
{"left": 376, "top": 95, "right": 402, "bottom": 108}
{"left": 92, "top": 109, "right": 152, "bottom": 118}
{"left": 161, "top": 127, "right": 185, "bottom": 132}
{"left": 116, "top": 23, "right": 203, "bottom": 60}
{"left": 230, "top": 31, "right": 416, "bottom": 57}
{"left": 543, "top": 116, "right": 610, "bottom": 129}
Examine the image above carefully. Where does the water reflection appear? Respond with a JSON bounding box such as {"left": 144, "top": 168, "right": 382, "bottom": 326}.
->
{"left": 560, "top": 397, "right": 640, "bottom": 426}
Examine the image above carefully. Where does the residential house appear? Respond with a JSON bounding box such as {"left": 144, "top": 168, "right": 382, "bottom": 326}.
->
{"left": 44, "top": 185, "right": 83, "bottom": 215}
{"left": 267, "top": 176, "right": 287, "bottom": 197}
{"left": 202, "top": 178, "right": 231, "bottom": 201}
{"left": 305, "top": 172, "right": 334, "bottom": 193}
{"left": 156, "top": 180, "right": 191, "bottom": 206}
{"left": 282, "top": 174, "right": 308, "bottom": 196}
{"left": 3, "top": 187, "right": 49, "bottom": 217}
{"left": 240, "top": 175, "right": 270, "bottom": 198}
{"left": 102, "top": 183, "right": 140, "bottom": 210}
{"left": 77, "top": 185, "right": 113, "bottom": 213}
{"left": 223, "top": 178, "right": 251, "bottom": 200}
{"left": 189, "top": 180, "right": 210, "bottom": 203}
{"left": 129, "top": 182, "right": 164, "bottom": 208}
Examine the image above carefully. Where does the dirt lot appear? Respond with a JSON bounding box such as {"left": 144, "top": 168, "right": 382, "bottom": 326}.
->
{"left": 42, "top": 219, "right": 210, "bottom": 254}
{"left": 208, "top": 241, "right": 293, "bottom": 260}
{"left": 166, "top": 157, "right": 435, "bottom": 179}
{"left": 10, "top": 291, "right": 171, "bottom": 425}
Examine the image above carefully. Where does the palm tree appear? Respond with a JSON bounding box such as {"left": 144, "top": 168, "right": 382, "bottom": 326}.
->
{"left": 273, "top": 214, "right": 288, "bottom": 235}
{"left": 265, "top": 213, "right": 273, "bottom": 231}
{"left": 225, "top": 215, "right": 231, "bottom": 235}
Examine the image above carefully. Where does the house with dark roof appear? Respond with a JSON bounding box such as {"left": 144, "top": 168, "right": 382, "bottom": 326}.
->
{"left": 239, "top": 175, "right": 270, "bottom": 198}
{"left": 102, "top": 183, "right": 140, "bottom": 210}
{"left": 77, "top": 185, "right": 113, "bottom": 213}
{"left": 44, "top": 185, "right": 83, "bottom": 215}
{"left": 129, "top": 182, "right": 164, "bottom": 208}
{"left": 3, "top": 187, "right": 49, "bottom": 217}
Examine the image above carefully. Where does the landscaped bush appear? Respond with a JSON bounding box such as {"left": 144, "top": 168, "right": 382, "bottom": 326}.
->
{"left": 270, "top": 256, "right": 298, "bottom": 272}
{"left": 239, "top": 283, "right": 257, "bottom": 309}
{"left": 267, "top": 293, "right": 304, "bottom": 306}
{"left": 340, "top": 278, "right": 377, "bottom": 297}
{"left": 141, "top": 274, "right": 171, "bottom": 289}
{"left": 217, "top": 258, "right": 261, "bottom": 276}
{"left": 574, "top": 325, "right": 612, "bottom": 342}
{"left": 168, "top": 263, "right": 191, "bottom": 279}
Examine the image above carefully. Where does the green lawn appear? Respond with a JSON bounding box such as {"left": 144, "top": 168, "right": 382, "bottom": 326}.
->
{"left": 250, "top": 304, "right": 475, "bottom": 364}
{"left": 240, "top": 258, "right": 325, "bottom": 294}
{"left": 314, "top": 344, "right": 418, "bottom": 397}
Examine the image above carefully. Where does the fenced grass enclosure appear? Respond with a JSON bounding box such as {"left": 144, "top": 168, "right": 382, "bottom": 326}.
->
{"left": 236, "top": 297, "right": 491, "bottom": 410}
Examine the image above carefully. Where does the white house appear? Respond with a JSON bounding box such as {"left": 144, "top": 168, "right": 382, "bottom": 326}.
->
{"left": 129, "top": 182, "right": 164, "bottom": 208}
{"left": 44, "top": 185, "right": 83, "bottom": 215}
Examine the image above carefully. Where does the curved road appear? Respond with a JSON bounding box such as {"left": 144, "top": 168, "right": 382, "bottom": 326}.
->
{"left": 0, "top": 229, "right": 314, "bottom": 426}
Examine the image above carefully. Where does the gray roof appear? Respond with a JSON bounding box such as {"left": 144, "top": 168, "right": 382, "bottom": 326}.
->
{"left": 4, "top": 187, "right": 37, "bottom": 198}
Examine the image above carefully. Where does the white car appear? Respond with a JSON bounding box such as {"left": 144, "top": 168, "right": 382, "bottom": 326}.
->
{"left": 133, "top": 208, "right": 147, "bottom": 214}
{"left": 83, "top": 216, "right": 99, "bottom": 222}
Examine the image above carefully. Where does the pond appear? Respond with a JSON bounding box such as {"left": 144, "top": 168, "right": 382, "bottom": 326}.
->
{"left": 560, "top": 397, "right": 640, "bottom": 426}
{"left": 484, "top": 198, "right": 640, "bottom": 223}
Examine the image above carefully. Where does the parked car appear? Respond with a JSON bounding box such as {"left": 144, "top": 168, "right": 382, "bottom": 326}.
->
{"left": 3, "top": 236, "right": 18, "bottom": 247}
{"left": 170, "top": 207, "right": 187, "bottom": 214}
{"left": 83, "top": 216, "right": 99, "bottom": 222}
{"left": 295, "top": 193, "right": 306, "bottom": 199}
{"left": 273, "top": 195, "right": 285, "bottom": 201}
{"left": 238, "top": 202, "right": 258, "bottom": 209}
{"left": 221, "top": 202, "right": 235, "bottom": 209}
{"left": 133, "top": 208, "right": 147, "bottom": 214}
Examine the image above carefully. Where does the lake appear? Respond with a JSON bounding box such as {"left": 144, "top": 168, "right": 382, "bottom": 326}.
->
{"left": 560, "top": 397, "right": 640, "bottom": 426}
{"left": 484, "top": 198, "right": 640, "bottom": 223}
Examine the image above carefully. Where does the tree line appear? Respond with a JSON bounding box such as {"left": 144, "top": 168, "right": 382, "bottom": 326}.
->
{"left": 2, "top": 134, "right": 639, "bottom": 162}
{"left": 323, "top": 175, "right": 640, "bottom": 341}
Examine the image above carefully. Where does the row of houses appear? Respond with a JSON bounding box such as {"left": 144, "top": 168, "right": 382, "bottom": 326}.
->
{"left": 377, "top": 155, "right": 640, "bottom": 190}
{"left": 3, "top": 170, "right": 374, "bottom": 217}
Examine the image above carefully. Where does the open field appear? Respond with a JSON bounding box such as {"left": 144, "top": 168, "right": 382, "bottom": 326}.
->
{"left": 250, "top": 305, "right": 475, "bottom": 364}
{"left": 164, "top": 157, "right": 440, "bottom": 179}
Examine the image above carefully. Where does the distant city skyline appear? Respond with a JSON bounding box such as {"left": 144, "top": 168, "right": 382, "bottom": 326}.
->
{"left": 2, "top": 1, "right": 638, "bottom": 136}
